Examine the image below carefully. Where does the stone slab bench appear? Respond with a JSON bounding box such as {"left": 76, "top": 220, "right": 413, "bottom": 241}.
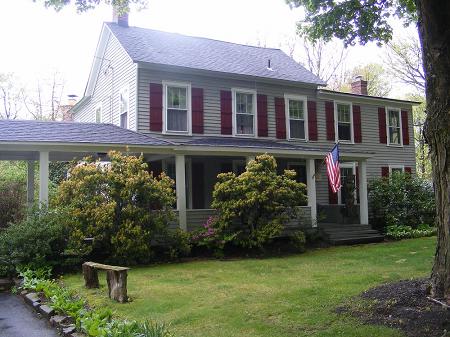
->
{"left": 82, "top": 262, "right": 129, "bottom": 303}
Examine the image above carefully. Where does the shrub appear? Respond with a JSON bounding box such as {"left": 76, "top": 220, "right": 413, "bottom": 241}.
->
{"left": 163, "top": 229, "right": 192, "bottom": 260}
{"left": 289, "top": 231, "right": 307, "bottom": 253}
{"left": 0, "top": 207, "right": 69, "bottom": 277}
{"left": 54, "top": 151, "right": 176, "bottom": 265}
{"left": 369, "top": 172, "right": 435, "bottom": 231}
{"left": 386, "top": 224, "right": 436, "bottom": 240}
{"left": 0, "top": 181, "right": 26, "bottom": 229}
{"left": 205, "top": 154, "right": 307, "bottom": 251}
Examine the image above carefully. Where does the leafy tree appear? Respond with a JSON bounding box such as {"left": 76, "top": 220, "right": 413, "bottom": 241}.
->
{"left": 286, "top": 0, "right": 450, "bottom": 300}
{"left": 55, "top": 151, "right": 176, "bottom": 265}
{"left": 37, "top": 0, "right": 148, "bottom": 13}
{"left": 337, "top": 63, "right": 392, "bottom": 97}
{"left": 210, "top": 154, "right": 307, "bottom": 250}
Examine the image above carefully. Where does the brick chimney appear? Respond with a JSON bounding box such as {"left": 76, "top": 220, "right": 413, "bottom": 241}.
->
{"left": 351, "top": 75, "right": 368, "bottom": 95}
{"left": 113, "top": 7, "right": 129, "bottom": 27}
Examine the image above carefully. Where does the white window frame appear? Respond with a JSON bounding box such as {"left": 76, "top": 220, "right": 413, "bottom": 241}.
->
{"left": 119, "top": 85, "right": 129, "bottom": 128}
{"left": 389, "top": 164, "right": 405, "bottom": 174}
{"left": 232, "top": 88, "right": 257, "bottom": 137}
{"left": 338, "top": 162, "right": 357, "bottom": 205}
{"left": 163, "top": 81, "right": 192, "bottom": 135}
{"left": 284, "top": 94, "right": 308, "bottom": 141}
{"left": 386, "top": 107, "right": 403, "bottom": 147}
{"left": 94, "top": 102, "right": 102, "bottom": 123}
{"left": 334, "top": 101, "right": 354, "bottom": 143}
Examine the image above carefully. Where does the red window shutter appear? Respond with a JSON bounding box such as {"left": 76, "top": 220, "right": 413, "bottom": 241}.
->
{"left": 257, "top": 94, "right": 268, "bottom": 137}
{"left": 405, "top": 167, "right": 412, "bottom": 174}
{"left": 275, "top": 97, "right": 286, "bottom": 139}
{"left": 307, "top": 101, "right": 318, "bottom": 141}
{"left": 381, "top": 166, "right": 389, "bottom": 177}
{"left": 220, "top": 90, "right": 232, "bottom": 135}
{"left": 192, "top": 88, "right": 204, "bottom": 134}
{"left": 378, "top": 107, "right": 387, "bottom": 144}
{"left": 353, "top": 105, "right": 362, "bottom": 143}
{"left": 149, "top": 83, "right": 163, "bottom": 131}
{"left": 328, "top": 182, "right": 338, "bottom": 204}
{"left": 325, "top": 101, "right": 335, "bottom": 141}
{"left": 401, "top": 110, "right": 410, "bottom": 145}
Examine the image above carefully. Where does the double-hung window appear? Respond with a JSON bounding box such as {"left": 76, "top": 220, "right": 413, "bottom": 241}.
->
{"left": 387, "top": 108, "right": 402, "bottom": 146}
{"left": 233, "top": 89, "right": 256, "bottom": 136}
{"left": 335, "top": 102, "right": 353, "bottom": 142}
{"left": 389, "top": 165, "right": 404, "bottom": 175}
{"left": 285, "top": 95, "right": 307, "bottom": 140}
{"left": 95, "top": 103, "right": 102, "bottom": 123}
{"left": 119, "top": 86, "right": 129, "bottom": 128}
{"left": 164, "top": 82, "right": 191, "bottom": 133}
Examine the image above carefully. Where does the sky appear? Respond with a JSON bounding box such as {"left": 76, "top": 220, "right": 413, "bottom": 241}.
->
{"left": 0, "top": 0, "right": 418, "bottom": 105}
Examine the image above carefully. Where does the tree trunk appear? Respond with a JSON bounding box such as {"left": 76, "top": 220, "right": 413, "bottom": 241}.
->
{"left": 82, "top": 263, "right": 99, "bottom": 289}
{"left": 106, "top": 270, "right": 128, "bottom": 303}
{"left": 416, "top": 0, "right": 450, "bottom": 301}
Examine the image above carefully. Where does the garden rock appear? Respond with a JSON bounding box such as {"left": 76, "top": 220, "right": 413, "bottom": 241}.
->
{"left": 24, "top": 292, "right": 40, "bottom": 305}
{"left": 38, "top": 304, "right": 55, "bottom": 318}
{"left": 49, "top": 315, "right": 69, "bottom": 327}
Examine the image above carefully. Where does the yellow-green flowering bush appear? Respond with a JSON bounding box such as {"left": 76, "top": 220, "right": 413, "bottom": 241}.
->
{"left": 55, "top": 151, "right": 176, "bottom": 265}
{"left": 210, "top": 154, "right": 307, "bottom": 250}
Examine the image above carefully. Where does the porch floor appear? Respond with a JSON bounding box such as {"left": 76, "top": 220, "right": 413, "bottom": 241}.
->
{"left": 318, "top": 223, "right": 384, "bottom": 245}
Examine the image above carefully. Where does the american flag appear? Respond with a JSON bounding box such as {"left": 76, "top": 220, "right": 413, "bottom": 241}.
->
{"left": 325, "top": 144, "right": 341, "bottom": 193}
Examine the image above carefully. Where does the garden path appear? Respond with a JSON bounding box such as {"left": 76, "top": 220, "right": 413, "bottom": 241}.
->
{"left": 0, "top": 293, "right": 59, "bottom": 337}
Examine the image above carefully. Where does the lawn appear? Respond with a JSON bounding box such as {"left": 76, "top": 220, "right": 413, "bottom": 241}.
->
{"left": 63, "top": 237, "right": 435, "bottom": 337}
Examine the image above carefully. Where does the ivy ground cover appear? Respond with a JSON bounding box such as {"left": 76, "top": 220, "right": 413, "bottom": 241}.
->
{"left": 63, "top": 237, "right": 435, "bottom": 337}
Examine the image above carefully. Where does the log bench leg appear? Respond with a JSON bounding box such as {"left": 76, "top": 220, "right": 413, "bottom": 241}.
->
{"left": 106, "top": 270, "right": 128, "bottom": 303}
{"left": 82, "top": 263, "right": 99, "bottom": 289}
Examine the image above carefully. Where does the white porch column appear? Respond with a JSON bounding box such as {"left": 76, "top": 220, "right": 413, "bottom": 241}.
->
{"left": 358, "top": 160, "right": 369, "bottom": 225}
{"left": 175, "top": 154, "right": 187, "bottom": 230}
{"left": 39, "top": 151, "right": 49, "bottom": 206}
{"left": 306, "top": 158, "right": 317, "bottom": 227}
{"left": 27, "top": 160, "right": 35, "bottom": 208}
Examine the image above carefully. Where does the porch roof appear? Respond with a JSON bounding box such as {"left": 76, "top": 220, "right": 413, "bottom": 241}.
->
{"left": 0, "top": 120, "right": 173, "bottom": 147}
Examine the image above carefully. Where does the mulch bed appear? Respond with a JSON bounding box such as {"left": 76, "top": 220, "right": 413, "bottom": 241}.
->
{"left": 337, "top": 278, "right": 450, "bottom": 337}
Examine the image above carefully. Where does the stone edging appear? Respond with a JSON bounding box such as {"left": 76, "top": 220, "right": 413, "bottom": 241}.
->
{"left": 20, "top": 289, "right": 86, "bottom": 337}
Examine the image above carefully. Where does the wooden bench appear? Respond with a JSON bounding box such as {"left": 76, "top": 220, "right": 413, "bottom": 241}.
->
{"left": 82, "top": 262, "right": 130, "bottom": 303}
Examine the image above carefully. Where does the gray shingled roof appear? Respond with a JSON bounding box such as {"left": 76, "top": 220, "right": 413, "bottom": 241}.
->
{"left": 183, "top": 137, "right": 321, "bottom": 151}
{"left": 106, "top": 23, "right": 326, "bottom": 85}
{"left": 0, "top": 120, "right": 172, "bottom": 146}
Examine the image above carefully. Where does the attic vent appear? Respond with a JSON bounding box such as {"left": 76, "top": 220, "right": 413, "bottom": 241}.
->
{"left": 267, "top": 59, "right": 273, "bottom": 71}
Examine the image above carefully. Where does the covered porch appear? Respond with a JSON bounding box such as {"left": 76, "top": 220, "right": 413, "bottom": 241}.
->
{"left": 0, "top": 121, "right": 372, "bottom": 236}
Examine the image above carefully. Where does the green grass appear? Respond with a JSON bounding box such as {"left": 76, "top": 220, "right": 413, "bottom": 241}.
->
{"left": 63, "top": 237, "right": 436, "bottom": 337}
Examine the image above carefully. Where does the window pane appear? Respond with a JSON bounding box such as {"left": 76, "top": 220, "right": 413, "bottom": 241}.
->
{"left": 289, "top": 100, "right": 304, "bottom": 119}
{"left": 340, "top": 167, "right": 354, "bottom": 204}
{"left": 290, "top": 120, "right": 305, "bottom": 139}
{"left": 95, "top": 107, "right": 101, "bottom": 123}
{"left": 236, "top": 92, "right": 253, "bottom": 114}
{"left": 338, "top": 104, "right": 350, "bottom": 122}
{"left": 338, "top": 122, "right": 351, "bottom": 141}
{"left": 392, "top": 168, "right": 403, "bottom": 174}
{"left": 167, "top": 109, "right": 187, "bottom": 131}
{"left": 389, "top": 110, "right": 400, "bottom": 127}
{"left": 236, "top": 114, "right": 254, "bottom": 134}
{"left": 167, "top": 86, "right": 187, "bottom": 109}
{"left": 120, "top": 90, "right": 129, "bottom": 114}
{"left": 389, "top": 127, "right": 400, "bottom": 144}
{"left": 120, "top": 112, "right": 128, "bottom": 128}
